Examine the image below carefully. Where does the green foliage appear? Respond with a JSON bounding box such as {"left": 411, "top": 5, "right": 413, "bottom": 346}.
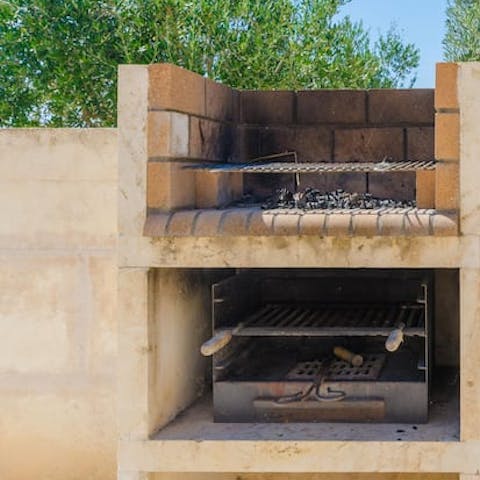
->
{"left": 444, "top": 0, "right": 480, "bottom": 62}
{"left": 0, "top": 0, "right": 420, "bottom": 127}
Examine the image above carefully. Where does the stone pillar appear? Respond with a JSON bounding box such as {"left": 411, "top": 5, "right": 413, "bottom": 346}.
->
{"left": 458, "top": 63, "right": 480, "bottom": 444}
{"left": 460, "top": 268, "right": 480, "bottom": 440}
{"left": 458, "top": 62, "right": 480, "bottom": 235}
{"left": 434, "top": 63, "right": 460, "bottom": 212}
{"left": 117, "top": 267, "right": 154, "bottom": 441}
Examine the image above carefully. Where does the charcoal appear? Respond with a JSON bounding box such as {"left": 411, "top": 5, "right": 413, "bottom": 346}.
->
{"left": 261, "top": 187, "right": 415, "bottom": 210}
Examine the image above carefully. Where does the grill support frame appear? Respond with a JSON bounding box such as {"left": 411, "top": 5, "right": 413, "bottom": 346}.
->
{"left": 211, "top": 269, "right": 432, "bottom": 423}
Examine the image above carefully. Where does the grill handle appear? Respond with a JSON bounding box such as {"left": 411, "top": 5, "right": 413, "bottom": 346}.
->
{"left": 385, "top": 322, "right": 406, "bottom": 352}
{"left": 200, "top": 330, "right": 233, "bottom": 356}
{"left": 333, "top": 346, "right": 363, "bottom": 366}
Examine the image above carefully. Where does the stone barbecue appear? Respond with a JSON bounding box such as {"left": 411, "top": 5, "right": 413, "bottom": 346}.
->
{"left": 117, "top": 62, "right": 480, "bottom": 480}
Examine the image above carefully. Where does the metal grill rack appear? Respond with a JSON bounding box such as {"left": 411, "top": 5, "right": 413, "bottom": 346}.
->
{"left": 185, "top": 160, "right": 436, "bottom": 174}
{"left": 231, "top": 303, "right": 425, "bottom": 337}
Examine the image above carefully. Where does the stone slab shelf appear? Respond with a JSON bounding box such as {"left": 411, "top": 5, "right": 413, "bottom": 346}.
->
{"left": 117, "top": 367, "right": 460, "bottom": 474}
{"left": 153, "top": 391, "right": 458, "bottom": 442}
{"left": 144, "top": 207, "right": 458, "bottom": 237}
{"left": 118, "top": 437, "right": 478, "bottom": 474}
{"left": 118, "top": 388, "right": 466, "bottom": 474}
{"left": 119, "top": 438, "right": 478, "bottom": 474}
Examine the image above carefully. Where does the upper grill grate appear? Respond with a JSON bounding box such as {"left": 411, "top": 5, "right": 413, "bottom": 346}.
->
{"left": 234, "top": 303, "right": 425, "bottom": 337}
{"left": 185, "top": 160, "right": 436, "bottom": 174}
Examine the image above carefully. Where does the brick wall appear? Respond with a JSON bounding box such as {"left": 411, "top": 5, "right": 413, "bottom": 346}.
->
{"left": 146, "top": 64, "right": 242, "bottom": 211}
{"left": 145, "top": 63, "right": 459, "bottom": 212}
{"left": 238, "top": 88, "right": 434, "bottom": 201}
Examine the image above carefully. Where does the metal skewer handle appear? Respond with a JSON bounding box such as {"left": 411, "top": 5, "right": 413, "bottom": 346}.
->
{"left": 385, "top": 322, "right": 406, "bottom": 352}
{"left": 333, "top": 346, "right": 364, "bottom": 366}
{"left": 200, "top": 323, "right": 244, "bottom": 356}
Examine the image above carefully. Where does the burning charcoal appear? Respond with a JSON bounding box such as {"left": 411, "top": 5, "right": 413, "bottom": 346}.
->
{"left": 262, "top": 187, "right": 416, "bottom": 210}
{"left": 293, "top": 191, "right": 307, "bottom": 209}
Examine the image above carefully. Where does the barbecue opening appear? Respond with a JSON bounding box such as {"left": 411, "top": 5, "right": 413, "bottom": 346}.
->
{"left": 199, "top": 269, "right": 458, "bottom": 425}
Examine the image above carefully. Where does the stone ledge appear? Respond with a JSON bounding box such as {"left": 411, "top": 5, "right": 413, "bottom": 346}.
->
{"left": 144, "top": 208, "right": 458, "bottom": 237}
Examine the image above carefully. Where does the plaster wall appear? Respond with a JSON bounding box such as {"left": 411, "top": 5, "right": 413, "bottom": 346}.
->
{"left": 0, "top": 129, "right": 118, "bottom": 480}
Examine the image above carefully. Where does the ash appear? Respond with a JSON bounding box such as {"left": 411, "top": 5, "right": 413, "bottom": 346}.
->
{"left": 262, "top": 188, "right": 416, "bottom": 210}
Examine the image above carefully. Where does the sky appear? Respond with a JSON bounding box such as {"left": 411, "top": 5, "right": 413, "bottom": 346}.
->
{"left": 339, "top": 0, "right": 448, "bottom": 87}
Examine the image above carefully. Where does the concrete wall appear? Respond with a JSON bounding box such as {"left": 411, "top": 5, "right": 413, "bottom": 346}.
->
{"left": 0, "top": 129, "right": 117, "bottom": 480}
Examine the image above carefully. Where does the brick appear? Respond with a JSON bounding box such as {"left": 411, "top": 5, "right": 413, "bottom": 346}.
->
{"left": 431, "top": 212, "right": 458, "bottom": 235}
{"left": 147, "top": 111, "right": 189, "bottom": 158}
{"left": 244, "top": 171, "right": 295, "bottom": 200}
{"left": 298, "top": 172, "right": 366, "bottom": 194}
{"left": 299, "top": 213, "right": 327, "bottom": 235}
{"left": 404, "top": 213, "right": 431, "bottom": 236}
{"left": 351, "top": 214, "right": 379, "bottom": 237}
{"left": 231, "top": 171, "right": 244, "bottom": 199}
{"left": 189, "top": 117, "right": 235, "bottom": 162}
{"left": 335, "top": 128, "right": 404, "bottom": 162}
{"left": 368, "top": 172, "right": 416, "bottom": 201}
{"left": 193, "top": 210, "right": 224, "bottom": 236}
{"left": 232, "top": 89, "right": 241, "bottom": 122}
{"left": 435, "top": 63, "right": 458, "bottom": 110}
{"left": 297, "top": 173, "right": 329, "bottom": 192}
{"left": 256, "top": 126, "right": 304, "bottom": 193}
{"left": 233, "top": 126, "right": 260, "bottom": 162}
{"left": 435, "top": 161, "right": 459, "bottom": 210}
{"left": 368, "top": 89, "right": 434, "bottom": 124}
{"left": 247, "top": 210, "right": 274, "bottom": 235}
{"left": 240, "top": 90, "right": 294, "bottom": 124}
{"left": 324, "top": 173, "right": 367, "bottom": 194}
{"left": 220, "top": 209, "right": 250, "bottom": 235}
{"left": 407, "top": 127, "right": 434, "bottom": 161}
{"left": 195, "top": 171, "right": 243, "bottom": 208}
{"left": 148, "top": 63, "right": 205, "bottom": 116}
{"left": 205, "top": 78, "right": 234, "bottom": 121}
{"left": 379, "top": 214, "right": 405, "bottom": 235}
{"left": 297, "top": 90, "right": 366, "bottom": 124}
{"left": 195, "top": 171, "right": 227, "bottom": 208}
{"left": 166, "top": 210, "right": 198, "bottom": 236}
{"left": 325, "top": 213, "right": 352, "bottom": 235}
{"left": 147, "top": 162, "right": 196, "bottom": 211}
{"left": 416, "top": 170, "right": 435, "bottom": 209}
{"left": 295, "top": 127, "right": 332, "bottom": 162}
{"left": 143, "top": 214, "right": 169, "bottom": 236}
{"left": 259, "top": 127, "right": 296, "bottom": 156}
{"left": 435, "top": 113, "right": 459, "bottom": 160}
{"left": 273, "top": 213, "right": 301, "bottom": 235}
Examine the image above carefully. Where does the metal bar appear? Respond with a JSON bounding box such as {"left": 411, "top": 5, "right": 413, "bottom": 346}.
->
{"left": 276, "top": 307, "right": 302, "bottom": 327}
{"left": 289, "top": 308, "right": 313, "bottom": 327}
{"left": 260, "top": 305, "right": 286, "bottom": 326}
{"left": 241, "top": 304, "right": 272, "bottom": 327}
